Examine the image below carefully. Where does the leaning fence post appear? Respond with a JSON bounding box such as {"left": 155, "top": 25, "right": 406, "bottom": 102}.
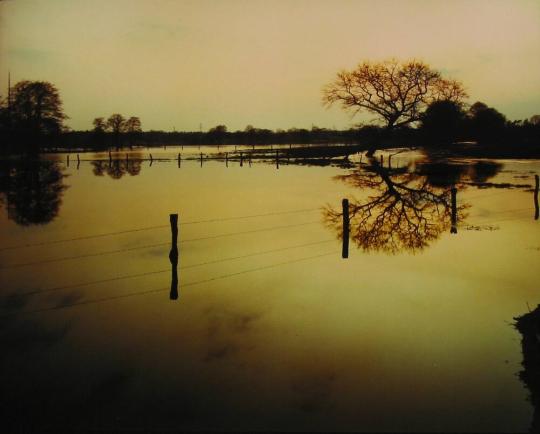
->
{"left": 534, "top": 174, "right": 539, "bottom": 220}
{"left": 451, "top": 187, "right": 458, "bottom": 234}
{"left": 342, "top": 198, "right": 350, "bottom": 259}
{"left": 169, "top": 213, "right": 179, "bottom": 300}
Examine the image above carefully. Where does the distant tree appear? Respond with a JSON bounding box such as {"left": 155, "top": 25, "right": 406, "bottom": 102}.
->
{"left": 466, "top": 101, "right": 507, "bottom": 143}
{"left": 125, "top": 116, "right": 142, "bottom": 133}
{"left": 420, "top": 100, "right": 466, "bottom": 144}
{"left": 92, "top": 117, "right": 106, "bottom": 133}
{"left": 208, "top": 125, "right": 227, "bottom": 134}
{"left": 9, "top": 81, "right": 67, "bottom": 138}
{"left": 106, "top": 114, "right": 126, "bottom": 134}
{"left": 323, "top": 59, "right": 467, "bottom": 130}
{"left": 530, "top": 115, "right": 540, "bottom": 126}
{"left": 124, "top": 116, "right": 142, "bottom": 148}
{"left": 107, "top": 114, "right": 126, "bottom": 149}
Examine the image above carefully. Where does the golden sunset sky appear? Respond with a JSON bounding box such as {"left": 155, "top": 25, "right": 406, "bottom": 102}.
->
{"left": 1, "top": 0, "right": 539, "bottom": 131}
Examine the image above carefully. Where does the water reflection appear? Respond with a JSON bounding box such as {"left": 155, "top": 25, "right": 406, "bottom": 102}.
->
{"left": 0, "top": 159, "right": 68, "bottom": 225}
{"left": 91, "top": 154, "right": 143, "bottom": 179}
{"left": 323, "top": 156, "right": 470, "bottom": 253}
{"left": 515, "top": 305, "right": 540, "bottom": 433}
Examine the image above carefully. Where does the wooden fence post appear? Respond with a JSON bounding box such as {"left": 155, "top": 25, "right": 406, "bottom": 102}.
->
{"left": 169, "top": 213, "right": 179, "bottom": 300}
{"left": 276, "top": 150, "right": 279, "bottom": 169}
{"left": 109, "top": 150, "right": 112, "bottom": 164}
{"left": 66, "top": 155, "right": 70, "bottom": 166}
{"left": 225, "top": 152, "right": 228, "bottom": 167}
{"left": 451, "top": 187, "right": 458, "bottom": 233}
{"left": 342, "top": 198, "right": 350, "bottom": 259}
{"left": 200, "top": 152, "right": 203, "bottom": 167}
{"left": 535, "top": 174, "right": 539, "bottom": 220}
{"left": 240, "top": 151, "right": 243, "bottom": 167}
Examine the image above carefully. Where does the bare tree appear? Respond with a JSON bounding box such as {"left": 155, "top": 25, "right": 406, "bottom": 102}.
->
{"left": 323, "top": 59, "right": 467, "bottom": 129}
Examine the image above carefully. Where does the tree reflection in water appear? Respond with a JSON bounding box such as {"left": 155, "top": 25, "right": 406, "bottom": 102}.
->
{"left": 91, "top": 155, "right": 143, "bottom": 179}
{"left": 0, "top": 159, "right": 68, "bottom": 226}
{"left": 324, "top": 156, "right": 471, "bottom": 254}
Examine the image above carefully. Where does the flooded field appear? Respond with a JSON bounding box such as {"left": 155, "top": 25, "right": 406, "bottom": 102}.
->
{"left": 1, "top": 145, "right": 539, "bottom": 431}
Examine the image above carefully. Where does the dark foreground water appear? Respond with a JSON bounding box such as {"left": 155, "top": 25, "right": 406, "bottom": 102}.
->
{"left": 1, "top": 145, "right": 539, "bottom": 431}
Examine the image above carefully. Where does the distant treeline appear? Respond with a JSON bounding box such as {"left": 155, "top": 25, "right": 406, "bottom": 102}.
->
{"left": 53, "top": 118, "right": 540, "bottom": 152}
{"left": 53, "top": 126, "right": 403, "bottom": 150}
{"left": 1, "top": 79, "right": 540, "bottom": 154}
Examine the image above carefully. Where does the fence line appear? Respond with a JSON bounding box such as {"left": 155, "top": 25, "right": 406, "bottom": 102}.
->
{"left": 1, "top": 250, "right": 338, "bottom": 317}
{"left": 2, "top": 239, "right": 335, "bottom": 298}
{"left": 0, "top": 207, "right": 320, "bottom": 251}
{"left": 0, "top": 220, "right": 321, "bottom": 269}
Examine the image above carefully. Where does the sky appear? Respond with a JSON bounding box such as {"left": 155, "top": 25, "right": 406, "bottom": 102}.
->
{"left": 1, "top": 0, "right": 539, "bottom": 131}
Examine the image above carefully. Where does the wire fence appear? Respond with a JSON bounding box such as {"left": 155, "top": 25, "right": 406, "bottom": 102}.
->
{"left": 1, "top": 250, "right": 338, "bottom": 317}
{"left": 2, "top": 239, "right": 335, "bottom": 298}
{"left": 0, "top": 180, "right": 537, "bottom": 317}
{"left": 0, "top": 207, "right": 321, "bottom": 252}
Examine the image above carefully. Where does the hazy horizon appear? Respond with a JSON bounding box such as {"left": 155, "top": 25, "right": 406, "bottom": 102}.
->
{"left": 1, "top": 0, "right": 539, "bottom": 131}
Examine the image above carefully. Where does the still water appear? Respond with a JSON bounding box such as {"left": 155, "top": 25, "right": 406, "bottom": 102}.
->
{"left": 1, "top": 146, "right": 539, "bottom": 431}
